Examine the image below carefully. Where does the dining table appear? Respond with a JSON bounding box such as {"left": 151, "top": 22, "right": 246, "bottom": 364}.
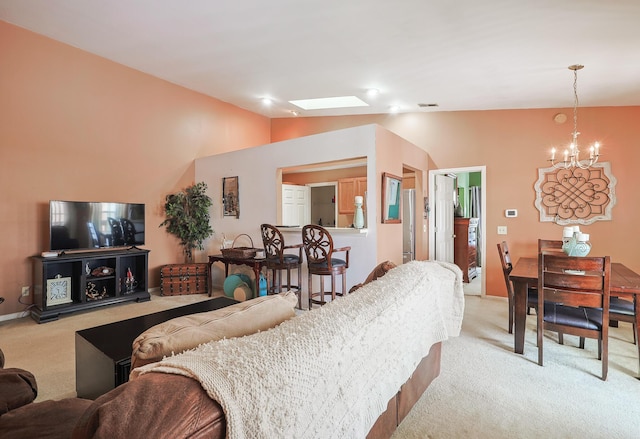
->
{"left": 509, "top": 256, "right": 640, "bottom": 371}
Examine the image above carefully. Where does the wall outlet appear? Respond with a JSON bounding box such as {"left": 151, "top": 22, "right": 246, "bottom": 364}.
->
{"left": 21, "top": 286, "right": 30, "bottom": 297}
{"left": 497, "top": 226, "right": 507, "bottom": 235}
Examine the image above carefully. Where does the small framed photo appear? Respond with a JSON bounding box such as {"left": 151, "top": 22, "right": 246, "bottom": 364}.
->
{"left": 382, "top": 172, "right": 402, "bottom": 224}
{"left": 223, "top": 176, "right": 239, "bottom": 218}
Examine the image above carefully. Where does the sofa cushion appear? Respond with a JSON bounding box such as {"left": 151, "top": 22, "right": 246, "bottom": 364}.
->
{"left": 0, "top": 368, "right": 38, "bottom": 415}
{"left": 0, "top": 398, "right": 92, "bottom": 439}
{"left": 130, "top": 291, "right": 297, "bottom": 369}
{"left": 349, "top": 260, "right": 397, "bottom": 293}
{"left": 73, "top": 372, "right": 224, "bottom": 439}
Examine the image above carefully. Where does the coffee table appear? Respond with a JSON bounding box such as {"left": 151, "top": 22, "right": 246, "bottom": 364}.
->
{"left": 75, "top": 296, "right": 237, "bottom": 399}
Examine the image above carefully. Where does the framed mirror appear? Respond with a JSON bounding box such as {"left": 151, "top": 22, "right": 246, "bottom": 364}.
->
{"left": 382, "top": 172, "right": 402, "bottom": 223}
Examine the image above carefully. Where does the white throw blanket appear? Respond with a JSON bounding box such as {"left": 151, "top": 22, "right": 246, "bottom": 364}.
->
{"left": 133, "top": 260, "right": 464, "bottom": 439}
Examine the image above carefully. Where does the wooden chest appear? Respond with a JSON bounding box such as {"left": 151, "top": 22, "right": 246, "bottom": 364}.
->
{"left": 453, "top": 217, "right": 478, "bottom": 283}
{"left": 160, "top": 263, "right": 210, "bottom": 296}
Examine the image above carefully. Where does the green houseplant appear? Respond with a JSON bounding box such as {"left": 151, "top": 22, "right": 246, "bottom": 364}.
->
{"left": 160, "top": 182, "right": 213, "bottom": 262}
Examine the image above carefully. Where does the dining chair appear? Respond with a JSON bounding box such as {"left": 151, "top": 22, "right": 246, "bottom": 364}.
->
{"left": 537, "top": 239, "right": 568, "bottom": 343}
{"left": 537, "top": 239, "right": 563, "bottom": 253}
{"left": 497, "top": 241, "right": 537, "bottom": 334}
{"left": 608, "top": 296, "right": 637, "bottom": 345}
{"left": 537, "top": 252, "right": 611, "bottom": 380}
{"left": 302, "top": 224, "right": 350, "bottom": 309}
{"left": 260, "top": 224, "right": 303, "bottom": 309}
{"left": 537, "top": 240, "right": 636, "bottom": 346}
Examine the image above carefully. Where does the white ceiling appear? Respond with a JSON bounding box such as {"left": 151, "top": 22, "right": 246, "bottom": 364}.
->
{"left": 2, "top": 0, "right": 640, "bottom": 118}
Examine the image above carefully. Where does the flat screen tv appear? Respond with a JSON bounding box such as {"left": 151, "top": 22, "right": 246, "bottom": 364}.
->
{"left": 49, "top": 200, "right": 145, "bottom": 252}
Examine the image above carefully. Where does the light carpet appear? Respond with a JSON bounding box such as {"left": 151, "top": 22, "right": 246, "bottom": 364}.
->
{"left": 391, "top": 295, "right": 640, "bottom": 439}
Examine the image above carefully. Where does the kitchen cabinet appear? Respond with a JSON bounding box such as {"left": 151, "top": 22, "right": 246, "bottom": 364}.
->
{"left": 338, "top": 177, "right": 367, "bottom": 214}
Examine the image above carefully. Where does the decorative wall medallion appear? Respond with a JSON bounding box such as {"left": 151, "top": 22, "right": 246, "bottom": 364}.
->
{"left": 534, "top": 162, "right": 616, "bottom": 225}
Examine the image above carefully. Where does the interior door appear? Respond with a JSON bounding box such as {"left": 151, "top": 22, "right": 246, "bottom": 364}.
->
{"left": 434, "top": 174, "right": 455, "bottom": 263}
{"left": 282, "top": 184, "right": 310, "bottom": 226}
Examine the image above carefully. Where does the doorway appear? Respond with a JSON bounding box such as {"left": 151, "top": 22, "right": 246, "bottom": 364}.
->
{"left": 309, "top": 183, "right": 337, "bottom": 226}
{"left": 429, "top": 166, "right": 486, "bottom": 295}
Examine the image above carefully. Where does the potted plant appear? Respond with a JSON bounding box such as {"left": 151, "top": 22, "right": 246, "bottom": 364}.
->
{"left": 160, "top": 182, "right": 213, "bottom": 263}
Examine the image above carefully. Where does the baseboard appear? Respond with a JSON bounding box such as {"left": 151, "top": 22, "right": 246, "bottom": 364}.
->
{"left": 0, "top": 311, "right": 28, "bottom": 323}
{"left": 0, "top": 286, "right": 197, "bottom": 322}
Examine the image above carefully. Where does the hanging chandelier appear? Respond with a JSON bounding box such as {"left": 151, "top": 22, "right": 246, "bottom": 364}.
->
{"left": 548, "top": 65, "right": 600, "bottom": 169}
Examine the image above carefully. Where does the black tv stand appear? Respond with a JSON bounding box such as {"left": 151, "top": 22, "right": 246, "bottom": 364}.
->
{"left": 31, "top": 248, "right": 150, "bottom": 323}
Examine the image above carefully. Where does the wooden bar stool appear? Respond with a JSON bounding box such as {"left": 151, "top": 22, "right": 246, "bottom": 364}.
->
{"left": 302, "top": 224, "right": 350, "bottom": 309}
{"left": 260, "top": 224, "right": 303, "bottom": 309}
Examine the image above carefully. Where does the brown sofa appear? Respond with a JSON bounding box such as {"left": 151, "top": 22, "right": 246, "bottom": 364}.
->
{"left": 1, "top": 261, "right": 459, "bottom": 439}
{"left": 69, "top": 342, "right": 441, "bottom": 439}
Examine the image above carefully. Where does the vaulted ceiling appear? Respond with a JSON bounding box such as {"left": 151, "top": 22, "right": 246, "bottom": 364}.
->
{"left": 2, "top": 0, "right": 640, "bottom": 117}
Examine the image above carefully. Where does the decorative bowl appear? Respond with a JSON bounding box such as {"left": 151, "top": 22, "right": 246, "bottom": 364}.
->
{"left": 223, "top": 274, "right": 252, "bottom": 297}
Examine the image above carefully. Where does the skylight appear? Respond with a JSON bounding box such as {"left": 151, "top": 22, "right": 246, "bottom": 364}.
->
{"left": 289, "top": 96, "right": 369, "bottom": 110}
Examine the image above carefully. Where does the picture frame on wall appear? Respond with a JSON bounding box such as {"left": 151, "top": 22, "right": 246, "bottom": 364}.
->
{"left": 382, "top": 172, "right": 402, "bottom": 223}
{"left": 222, "top": 176, "right": 239, "bottom": 218}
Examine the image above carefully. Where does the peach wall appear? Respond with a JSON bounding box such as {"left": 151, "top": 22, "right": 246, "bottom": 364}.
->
{"left": 272, "top": 107, "right": 640, "bottom": 298}
{"left": 374, "top": 126, "right": 429, "bottom": 265}
{"left": 0, "top": 21, "right": 270, "bottom": 317}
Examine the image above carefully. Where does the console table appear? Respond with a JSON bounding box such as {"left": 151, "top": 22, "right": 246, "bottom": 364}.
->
{"left": 208, "top": 254, "right": 267, "bottom": 295}
{"left": 75, "top": 296, "right": 237, "bottom": 399}
{"left": 32, "top": 248, "right": 150, "bottom": 323}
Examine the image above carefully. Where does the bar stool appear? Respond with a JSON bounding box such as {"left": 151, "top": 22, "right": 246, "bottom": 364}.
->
{"left": 302, "top": 224, "right": 350, "bottom": 309}
{"left": 260, "top": 224, "right": 303, "bottom": 309}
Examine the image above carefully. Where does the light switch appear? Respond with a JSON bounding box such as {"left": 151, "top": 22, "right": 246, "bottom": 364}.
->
{"left": 497, "top": 226, "right": 507, "bottom": 235}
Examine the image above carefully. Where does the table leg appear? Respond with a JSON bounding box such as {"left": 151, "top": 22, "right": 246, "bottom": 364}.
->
{"left": 253, "top": 264, "right": 260, "bottom": 296}
{"left": 513, "top": 280, "right": 528, "bottom": 354}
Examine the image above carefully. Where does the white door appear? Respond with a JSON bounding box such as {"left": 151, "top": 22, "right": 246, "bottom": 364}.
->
{"left": 434, "top": 174, "right": 455, "bottom": 263}
{"left": 282, "top": 184, "right": 310, "bottom": 226}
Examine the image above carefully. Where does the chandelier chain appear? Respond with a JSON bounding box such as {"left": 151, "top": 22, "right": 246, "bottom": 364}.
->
{"left": 573, "top": 67, "right": 579, "bottom": 144}
{"left": 548, "top": 64, "right": 600, "bottom": 170}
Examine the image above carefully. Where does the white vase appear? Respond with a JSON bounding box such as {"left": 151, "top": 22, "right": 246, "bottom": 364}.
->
{"left": 354, "top": 203, "right": 365, "bottom": 229}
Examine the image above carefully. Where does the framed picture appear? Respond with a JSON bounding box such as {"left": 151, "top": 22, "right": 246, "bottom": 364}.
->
{"left": 382, "top": 172, "right": 402, "bottom": 223}
{"left": 222, "top": 176, "right": 239, "bottom": 218}
{"left": 46, "top": 274, "right": 72, "bottom": 306}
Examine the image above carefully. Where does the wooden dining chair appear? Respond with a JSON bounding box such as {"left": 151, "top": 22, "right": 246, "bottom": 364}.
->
{"left": 537, "top": 239, "right": 636, "bottom": 346}
{"left": 537, "top": 252, "right": 611, "bottom": 380}
{"left": 302, "top": 224, "right": 350, "bottom": 309}
{"left": 537, "top": 239, "right": 563, "bottom": 253}
{"left": 260, "top": 224, "right": 303, "bottom": 309}
{"left": 497, "top": 241, "right": 537, "bottom": 334}
{"left": 537, "top": 239, "right": 569, "bottom": 343}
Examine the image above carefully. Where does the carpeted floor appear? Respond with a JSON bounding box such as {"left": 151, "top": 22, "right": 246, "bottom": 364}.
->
{"left": 391, "top": 295, "right": 640, "bottom": 439}
{"left": 2, "top": 292, "right": 639, "bottom": 438}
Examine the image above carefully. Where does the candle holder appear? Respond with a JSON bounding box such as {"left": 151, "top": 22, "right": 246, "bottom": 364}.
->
{"left": 562, "top": 227, "right": 591, "bottom": 257}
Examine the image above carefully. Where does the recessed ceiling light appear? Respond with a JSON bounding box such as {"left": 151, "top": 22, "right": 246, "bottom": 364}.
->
{"left": 389, "top": 105, "right": 400, "bottom": 113}
{"left": 289, "top": 96, "right": 369, "bottom": 110}
{"left": 366, "top": 88, "right": 380, "bottom": 97}
{"left": 261, "top": 98, "right": 273, "bottom": 105}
